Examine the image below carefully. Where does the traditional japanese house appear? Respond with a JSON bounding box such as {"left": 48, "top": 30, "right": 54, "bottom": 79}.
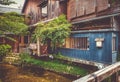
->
{"left": 61, "top": 0, "right": 120, "bottom": 65}
{"left": 22, "top": 0, "right": 67, "bottom": 55}
{"left": 22, "top": 0, "right": 120, "bottom": 65}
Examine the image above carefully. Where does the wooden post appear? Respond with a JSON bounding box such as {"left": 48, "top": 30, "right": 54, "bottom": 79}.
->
{"left": 21, "top": 36, "right": 24, "bottom": 45}
{"left": 14, "top": 36, "right": 18, "bottom": 53}
{"left": 37, "top": 38, "right": 40, "bottom": 56}
{"left": 73, "top": 62, "right": 120, "bottom": 82}
{"left": 111, "top": 72, "right": 119, "bottom": 82}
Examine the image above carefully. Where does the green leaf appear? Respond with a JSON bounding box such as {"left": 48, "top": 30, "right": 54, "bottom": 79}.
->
{"left": 0, "top": 12, "right": 28, "bottom": 41}
{"left": 32, "top": 14, "right": 71, "bottom": 52}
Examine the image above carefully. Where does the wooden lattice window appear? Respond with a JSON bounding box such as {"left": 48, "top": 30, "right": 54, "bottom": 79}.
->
{"left": 41, "top": 5, "right": 47, "bottom": 17}
{"left": 69, "top": 37, "right": 89, "bottom": 50}
{"left": 19, "top": 36, "right": 29, "bottom": 45}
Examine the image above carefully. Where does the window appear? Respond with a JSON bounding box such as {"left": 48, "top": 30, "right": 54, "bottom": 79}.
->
{"left": 19, "top": 36, "right": 29, "bottom": 44}
{"left": 24, "top": 36, "right": 29, "bottom": 44}
{"left": 112, "top": 37, "right": 116, "bottom": 51}
{"left": 41, "top": 4, "right": 48, "bottom": 18}
{"left": 66, "top": 37, "right": 89, "bottom": 50}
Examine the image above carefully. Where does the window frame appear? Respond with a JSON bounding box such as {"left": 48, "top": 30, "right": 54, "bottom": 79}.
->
{"left": 67, "top": 37, "right": 89, "bottom": 50}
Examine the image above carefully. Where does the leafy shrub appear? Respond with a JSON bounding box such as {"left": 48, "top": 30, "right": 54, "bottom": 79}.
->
{"left": 19, "top": 53, "right": 33, "bottom": 64}
{"left": 0, "top": 44, "right": 11, "bottom": 61}
{"left": 19, "top": 53, "right": 88, "bottom": 76}
{"left": 0, "top": 44, "right": 11, "bottom": 56}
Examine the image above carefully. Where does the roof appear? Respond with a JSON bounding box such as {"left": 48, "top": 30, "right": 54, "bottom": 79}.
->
{"left": 72, "top": 13, "right": 120, "bottom": 25}
{"left": 0, "top": 6, "right": 21, "bottom": 14}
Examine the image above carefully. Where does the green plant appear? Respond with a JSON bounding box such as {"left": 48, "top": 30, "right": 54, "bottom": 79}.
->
{"left": 32, "top": 15, "right": 71, "bottom": 53}
{"left": 20, "top": 53, "right": 88, "bottom": 76}
{"left": 0, "top": 79, "right": 2, "bottom": 82}
{"left": 53, "top": 52, "right": 70, "bottom": 60}
{"left": 0, "top": 0, "right": 16, "bottom": 5}
{"left": 0, "top": 44, "right": 11, "bottom": 61}
{"left": 0, "top": 12, "right": 28, "bottom": 42}
{"left": 19, "top": 53, "right": 31, "bottom": 63}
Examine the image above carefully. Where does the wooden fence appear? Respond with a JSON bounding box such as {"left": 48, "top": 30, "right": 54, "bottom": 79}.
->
{"left": 73, "top": 62, "right": 120, "bottom": 82}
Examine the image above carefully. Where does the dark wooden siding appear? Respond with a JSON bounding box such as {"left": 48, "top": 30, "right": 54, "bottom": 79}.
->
{"left": 85, "top": 0, "right": 96, "bottom": 15}
{"left": 69, "top": 0, "right": 76, "bottom": 19}
{"left": 23, "top": 0, "right": 41, "bottom": 24}
{"left": 59, "top": 1, "right": 67, "bottom": 15}
{"left": 97, "top": 0, "right": 109, "bottom": 12}
{"left": 77, "top": 0, "right": 84, "bottom": 17}
{"left": 67, "top": 0, "right": 110, "bottom": 22}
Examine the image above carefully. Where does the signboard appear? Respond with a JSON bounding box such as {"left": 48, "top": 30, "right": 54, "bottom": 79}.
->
{"left": 95, "top": 38, "right": 104, "bottom": 48}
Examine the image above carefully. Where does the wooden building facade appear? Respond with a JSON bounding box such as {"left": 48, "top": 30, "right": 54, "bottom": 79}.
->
{"left": 22, "top": 0, "right": 120, "bottom": 64}
{"left": 59, "top": 29, "right": 118, "bottom": 64}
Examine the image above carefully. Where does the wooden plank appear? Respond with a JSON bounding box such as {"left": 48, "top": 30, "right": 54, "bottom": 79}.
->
{"left": 85, "top": 0, "right": 95, "bottom": 15}
{"left": 111, "top": 72, "right": 119, "bottom": 82}
{"left": 69, "top": 0, "right": 76, "bottom": 18}
{"left": 97, "top": 0, "right": 109, "bottom": 12}
{"left": 77, "top": 0, "right": 84, "bottom": 17}
{"left": 73, "top": 62, "right": 120, "bottom": 82}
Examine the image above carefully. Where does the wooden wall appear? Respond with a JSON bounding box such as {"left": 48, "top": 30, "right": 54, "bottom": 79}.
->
{"left": 67, "top": 0, "right": 109, "bottom": 22}
{"left": 23, "top": 0, "right": 41, "bottom": 24}
{"left": 47, "top": 0, "right": 59, "bottom": 19}
{"left": 23, "top": 0, "right": 63, "bottom": 23}
{"left": 59, "top": 1, "right": 67, "bottom": 15}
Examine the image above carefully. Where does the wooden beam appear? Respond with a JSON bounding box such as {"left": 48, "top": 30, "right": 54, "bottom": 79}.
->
{"left": 37, "top": 38, "right": 40, "bottom": 56}
{"left": 111, "top": 72, "right": 119, "bottom": 82}
{"left": 29, "top": 17, "right": 58, "bottom": 27}
{"left": 73, "top": 62, "right": 120, "bottom": 82}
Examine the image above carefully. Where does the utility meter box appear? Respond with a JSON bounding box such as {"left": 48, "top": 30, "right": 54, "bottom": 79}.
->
{"left": 95, "top": 38, "right": 104, "bottom": 47}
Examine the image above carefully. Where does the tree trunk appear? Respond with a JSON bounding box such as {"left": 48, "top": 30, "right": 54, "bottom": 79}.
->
{"left": 37, "top": 38, "right": 40, "bottom": 56}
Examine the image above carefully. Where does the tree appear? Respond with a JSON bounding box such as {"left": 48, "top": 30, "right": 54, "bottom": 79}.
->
{"left": 33, "top": 15, "right": 71, "bottom": 53}
{"left": 0, "top": 0, "right": 16, "bottom": 5}
{"left": 0, "top": 12, "right": 28, "bottom": 41}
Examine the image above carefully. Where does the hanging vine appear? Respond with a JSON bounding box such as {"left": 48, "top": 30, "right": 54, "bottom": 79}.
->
{"left": 32, "top": 15, "right": 71, "bottom": 53}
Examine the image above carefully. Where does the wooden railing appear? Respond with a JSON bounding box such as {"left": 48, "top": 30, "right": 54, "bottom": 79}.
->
{"left": 73, "top": 62, "right": 120, "bottom": 82}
